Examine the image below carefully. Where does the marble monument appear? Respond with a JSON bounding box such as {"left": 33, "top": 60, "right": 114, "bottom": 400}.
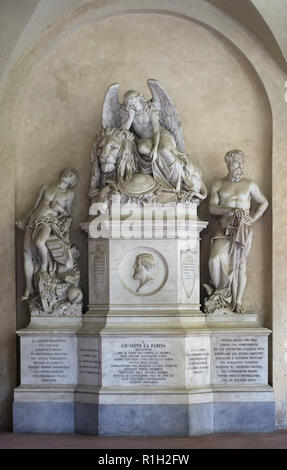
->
{"left": 13, "top": 81, "right": 274, "bottom": 436}
{"left": 75, "top": 81, "right": 274, "bottom": 436}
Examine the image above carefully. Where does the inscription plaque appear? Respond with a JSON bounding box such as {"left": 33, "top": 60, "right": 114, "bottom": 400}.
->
{"left": 187, "top": 349, "right": 209, "bottom": 374}
{"left": 91, "top": 248, "right": 106, "bottom": 298}
{"left": 212, "top": 335, "right": 267, "bottom": 384}
{"left": 102, "top": 338, "right": 183, "bottom": 387}
{"left": 185, "top": 337, "right": 210, "bottom": 385}
{"left": 181, "top": 249, "right": 197, "bottom": 298}
{"left": 78, "top": 337, "right": 100, "bottom": 386}
{"left": 21, "top": 336, "right": 77, "bottom": 385}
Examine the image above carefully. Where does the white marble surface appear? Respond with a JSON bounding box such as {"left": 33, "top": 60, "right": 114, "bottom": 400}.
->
{"left": 78, "top": 336, "right": 100, "bottom": 386}
{"left": 101, "top": 336, "right": 185, "bottom": 388}
{"left": 76, "top": 329, "right": 270, "bottom": 390}
{"left": 75, "top": 384, "right": 274, "bottom": 406}
{"left": 14, "top": 385, "right": 76, "bottom": 403}
{"left": 211, "top": 333, "right": 268, "bottom": 385}
{"left": 20, "top": 334, "right": 78, "bottom": 385}
{"left": 185, "top": 335, "right": 211, "bottom": 386}
{"left": 88, "top": 237, "right": 202, "bottom": 313}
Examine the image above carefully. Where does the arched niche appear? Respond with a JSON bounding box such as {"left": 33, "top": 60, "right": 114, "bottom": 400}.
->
{"left": 1, "top": 0, "right": 286, "bottom": 429}
{"left": 14, "top": 11, "right": 272, "bottom": 326}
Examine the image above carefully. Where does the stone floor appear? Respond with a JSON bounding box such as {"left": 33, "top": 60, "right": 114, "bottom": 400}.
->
{"left": 0, "top": 431, "right": 287, "bottom": 449}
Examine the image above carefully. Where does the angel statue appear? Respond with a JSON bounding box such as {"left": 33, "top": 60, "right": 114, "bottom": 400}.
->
{"left": 99, "top": 79, "right": 207, "bottom": 204}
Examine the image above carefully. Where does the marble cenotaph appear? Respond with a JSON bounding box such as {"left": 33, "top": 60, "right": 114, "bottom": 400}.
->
{"left": 76, "top": 82, "right": 274, "bottom": 436}
{"left": 13, "top": 81, "right": 274, "bottom": 435}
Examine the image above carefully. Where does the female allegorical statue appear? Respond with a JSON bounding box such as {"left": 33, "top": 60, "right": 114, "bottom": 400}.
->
{"left": 16, "top": 168, "right": 81, "bottom": 312}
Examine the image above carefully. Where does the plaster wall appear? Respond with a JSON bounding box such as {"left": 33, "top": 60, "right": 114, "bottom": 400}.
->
{"left": 0, "top": 0, "right": 39, "bottom": 77}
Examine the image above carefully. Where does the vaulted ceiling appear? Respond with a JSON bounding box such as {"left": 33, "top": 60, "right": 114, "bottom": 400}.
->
{"left": 206, "top": 0, "right": 287, "bottom": 72}
{"left": 1, "top": 0, "right": 287, "bottom": 82}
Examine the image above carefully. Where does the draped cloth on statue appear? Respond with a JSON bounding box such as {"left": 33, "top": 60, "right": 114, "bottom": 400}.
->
{"left": 25, "top": 215, "right": 71, "bottom": 271}
{"left": 208, "top": 211, "right": 252, "bottom": 310}
{"left": 137, "top": 127, "right": 188, "bottom": 194}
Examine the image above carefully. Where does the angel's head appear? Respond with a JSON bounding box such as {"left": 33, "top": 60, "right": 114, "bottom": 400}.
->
{"left": 123, "top": 90, "right": 146, "bottom": 112}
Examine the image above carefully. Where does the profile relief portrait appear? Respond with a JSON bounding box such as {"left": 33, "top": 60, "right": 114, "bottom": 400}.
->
{"left": 133, "top": 253, "right": 156, "bottom": 293}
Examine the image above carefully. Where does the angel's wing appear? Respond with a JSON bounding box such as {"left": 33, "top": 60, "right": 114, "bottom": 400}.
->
{"left": 102, "top": 83, "right": 121, "bottom": 129}
{"left": 147, "top": 79, "right": 185, "bottom": 152}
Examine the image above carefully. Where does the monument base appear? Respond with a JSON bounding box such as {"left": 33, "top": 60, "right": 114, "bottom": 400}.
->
{"left": 13, "top": 312, "right": 275, "bottom": 435}
{"left": 73, "top": 312, "right": 275, "bottom": 436}
{"left": 13, "top": 318, "right": 80, "bottom": 434}
{"left": 75, "top": 391, "right": 275, "bottom": 436}
{"left": 13, "top": 386, "right": 275, "bottom": 436}
{"left": 13, "top": 397, "right": 75, "bottom": 434}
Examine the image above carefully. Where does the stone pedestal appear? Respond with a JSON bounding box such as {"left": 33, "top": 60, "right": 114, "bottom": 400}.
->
{"left": 74, "top": 314, "right": 274, "bottom": 436}
{"left": 74, "top": 202, "right": 274, "bottom": 436}
{"left": 14, "top": 202, "right": 275, "bottom": 435}
{"left": 85, "top": 201, "right": 206, "bottom": 314}
{"left": 13, "top": 317, "right": 81, "bottom": 433}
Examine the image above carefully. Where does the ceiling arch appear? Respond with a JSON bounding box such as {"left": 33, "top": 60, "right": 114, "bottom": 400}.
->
{"left": 206, "top": 0, "right": 287, "bottom": 72}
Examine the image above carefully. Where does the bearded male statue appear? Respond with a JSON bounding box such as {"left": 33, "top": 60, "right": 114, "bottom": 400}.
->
{"left": 204, "top": 149, "right": 269, "bottom": 314}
